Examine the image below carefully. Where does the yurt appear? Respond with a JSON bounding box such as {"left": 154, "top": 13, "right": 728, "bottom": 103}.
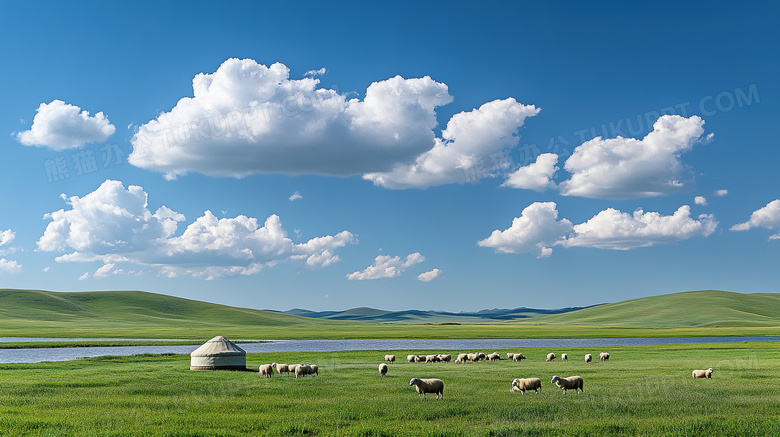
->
{"left": 190, "top": 336, "right": 247, "bottom": 370}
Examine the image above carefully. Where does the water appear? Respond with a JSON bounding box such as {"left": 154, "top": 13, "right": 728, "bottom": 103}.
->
{"left": 1, "top": 336, "right": 778, "bottom": 364}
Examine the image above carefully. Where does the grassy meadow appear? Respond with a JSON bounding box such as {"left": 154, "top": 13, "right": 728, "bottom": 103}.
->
{"left": 2, "top": 342, "right": 779, "bottom": 436}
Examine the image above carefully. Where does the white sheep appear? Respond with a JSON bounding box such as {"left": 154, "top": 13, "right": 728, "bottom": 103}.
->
{"left": 384, "top": 354, "right": 396, "bottom": 363}
{"left": 512, "top": 353, "right": 526, "bottom": 362}
{"left": 511, "top": 378, "right": 542, "bottom": 394}
{"left": 455, "top": 353, "right": 469, "bottom": 363}
{"left": 599, "top": 352, "right": 610, "bottom": 362}
{"left": 487, "top": 352, "right": 501, "bottom": 361}
{"left": 407, "top": 354, "right": 417, "bottom": 363}
{"left": 288, "top": 364, "right": 299, "bottom": 374}
{"left": 692, "top": 368, "right": 713, "bottom": 379}
{"left": 584, "top": 354, "right": 592, "bottom": 364}
{"left": 506, "top": 353, "right": 515, "bottom": 360}
{"left": 259, "top": 364, "right": 274, "bottom": 378}
{"left": 310, "top": 364, "right": 319, "bottom": 376}
{"left": 272, "top": 362, "right": 289, "bottom": 376}
{"left": 425, "top": 354, "right": 439, "bottom": 363}
{"left": 551, "top": 375, "right": 584, "bottom": 394}
{"left": 546, "top": 353, "right": 556, "bottom": 362}
{"left": 477, "top": 352, "right": 486, "bottom": 361}
{"left": 414, "top": 355, "right": 425, "bottom": 363}
{"left": 409, "top": 378, "right": 444, "bottom": 400}
{"left": 379, "top": 363, "right": 389, "bottom": 377}
{"left": 295, "top": 364, "right": 311, "bottom": 378}
{"left": 438, "top": 354, "right": 452, "bottom": 362}
{"left": 561, "top": 353, "right": 568, "bottom": 361}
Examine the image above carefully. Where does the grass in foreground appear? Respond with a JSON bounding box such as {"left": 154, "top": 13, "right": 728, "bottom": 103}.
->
{"left": 1, "top": 342, "right": 779, "bottom": 436}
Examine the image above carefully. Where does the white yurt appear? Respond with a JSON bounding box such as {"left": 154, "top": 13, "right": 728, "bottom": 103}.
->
{"left": 190, "top": 336, "right": 247, "bottom": 370}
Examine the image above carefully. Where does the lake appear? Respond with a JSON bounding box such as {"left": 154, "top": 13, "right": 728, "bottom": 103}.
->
{"left": 2, "top": 336, "right": 779, "bottom": 364}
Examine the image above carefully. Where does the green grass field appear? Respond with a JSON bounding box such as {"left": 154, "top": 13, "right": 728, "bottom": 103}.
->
{"left": 1, "top": 342, "right": 779, "bottom": 436}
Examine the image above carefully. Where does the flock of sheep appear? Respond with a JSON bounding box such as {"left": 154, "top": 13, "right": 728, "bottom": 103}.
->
{"left": 256, "top": 351, "right": 713, "bottom": 399}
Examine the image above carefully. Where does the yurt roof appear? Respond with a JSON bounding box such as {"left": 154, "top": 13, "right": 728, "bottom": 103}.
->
{"left": 190, "top": 336, "right": 246, "bottom": 357}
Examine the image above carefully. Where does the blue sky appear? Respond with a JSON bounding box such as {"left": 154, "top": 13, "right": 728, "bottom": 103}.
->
{"left": 1, "top": 2, "right": 778, "bottom": 312}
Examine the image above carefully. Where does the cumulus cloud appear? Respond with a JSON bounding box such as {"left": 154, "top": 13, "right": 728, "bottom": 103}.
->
{"left": 128, "top": 58, "right": 453, "bottom": 179}
{"left": 0, "top": 230, "right": 20, "bottom": 272}
{"left": 480, "top": 202, "right": 718, "bottom": 256}
{"left": 289, "top": 191, "right": 303, "bottom": 201}
{"left": 417, "top": 268, "right": 442, "bottom": 282}
{"left": 347, "top": 252, "right": 425, "bottom": 280}
{"left": 17, "top": 100, "right": 115, "bottom": 151}
{"left": 0, "top": 259, "right": 21, "bottom": 274}
{"left": 559, "top": 115, "right": 710, "bottom": 199}
{"left": 0, "top": 229, "right": 14, "bottom": 246}
{"left": 364, "top": 98, "right": 540, "bottom": 189}
{"left": 478, "top": 202, "right": 573, "bottom": 258}
{"left": 304, "top": 68, "right": 327, "bottom": 77}
{"left": 561, "top": 205, "right": 718, "bottom": 250}
{"left": 695, "top": 196, "right": 708, "bottom": 206}
{"left": 37, "top": 179, "right": 356, "bottom": 279}
{"left": 502, "top": 153, "right": 558, "bottom": 191}
{"left": 715, "top": 189, "right": 728, "bottom": 197}
{"left": 730, "top": 199, "right": 780, "bottom": 239}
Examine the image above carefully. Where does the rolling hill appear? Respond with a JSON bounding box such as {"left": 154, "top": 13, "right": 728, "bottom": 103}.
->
{"left": 284, "top": 305, "right": 594, "bottom": 323}
{"left": 530, "top": 290, "right": 780, "bottom": 328}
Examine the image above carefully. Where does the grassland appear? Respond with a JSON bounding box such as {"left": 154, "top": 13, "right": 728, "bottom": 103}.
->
{"left": 2, "top": 289, "right": 780, "bottom": 340}
{"left": 1, "top": 342, "right": 779, "bottom": 436}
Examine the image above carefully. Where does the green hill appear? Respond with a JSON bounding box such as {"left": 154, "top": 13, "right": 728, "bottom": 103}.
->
{"left": 0, "top": 289, "right": 349, "bottom": 338}
{"left": 530, "top": 290, "right": 780, "bottom": 328}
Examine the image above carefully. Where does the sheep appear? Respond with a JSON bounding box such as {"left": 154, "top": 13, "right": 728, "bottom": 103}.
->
{"left": 295, "top": 364, "right": 312, "bottom": 378}
{"left": 455, "top": 353, "right": 469, "bottom": 363}
{"left": 379, "top": 363, "right": 389, "bottom": 377}
{"left": 384, "top": 354, "right": 396, "bottom": 363}
{"left": 272, "top": 362, "right": 289, "bottom": 376}
{"left": 551, "top": 375, "right": 584, "bottom": 395}
{"left": 409, "top": 378, "right": 444, "bottom": 400}
{"left": 584, "top": 354, "right": 592, "bottom": 364}
{"left": 511, "top": 378, "right": 542, "bottom": 394}
{"left": 546, "top": 353, "right": 556, "bottom": 362}
{"left": 487, "top": 352, "right": 501, "bottom": 361}
{"left": 288, "top": 364, "right": 299, "bottom": 374}
{"left": 512, "top": 353, "right": 526, "bottom": 362}
{"left": 425, "top": 354, "right": 439, "bottom": 363}
{"left": 692, "top": 368, "right": 713, "bottom": 379}
{"left": 259, "top": 364, "right": 274, "bottom": 378}
{"left": 310, "top": 364, "right": 319, "bottom": 376}
{"left": 438, "top": 354, "right": 452, "bottom": 362}
{"left": 414, "top": 355, "right": 425, "bottom": 363}
{"left": 477, "top": 352, "right": 487, "bottom": 361}
{"left": 599, "top": 352, "right": 610, "bottom": 362}
{"left": 407, "top": 354, "right": 417, "bottom": 363}
{"left": 506, "top": 353, "right": 515, "bottom": 360}
{"left": 561, "top": 353, "right": 568, "bottom": 361}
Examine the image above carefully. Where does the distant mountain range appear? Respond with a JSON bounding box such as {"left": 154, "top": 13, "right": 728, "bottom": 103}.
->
{"left": 282, "top": 305, "right": 599, "bottom": 323}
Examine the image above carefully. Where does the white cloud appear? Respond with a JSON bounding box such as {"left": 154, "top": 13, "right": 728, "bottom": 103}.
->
{"left": 695, "top": 196, "right": 708, "bottom": 206}
{"left": 37, "top": 179, "right": 356, "bottom": 279}
{"left": 502, "top": 153, "right": 558, "bottom": 191}
{"left": 78, "top": 272, "right": 90, "bottom": 280}
{"left": 559, "top": 115, "right": 710, "bottom": 199}
{"left": 363, "top": 98, "right": 540, "bottom": 189}
{"left": 0, "top": 229, "right": 14, "bottom": 246}
{"left": 480, "top": 202, "right": 718, "bottom": 256}
{"left": 0, "top": 259, "right": 21, "bottom": 274}
{"left": 128, "top": 58, "right": 453, "bottom": 179}
{"left": 715, "top": 189, "right": 728, "bottom": 197}
{"left": 17, "top": 100, "right": 115, "bottom": 151}
{"left": 304, "top": 68, "right": 327, "bottom": 77}
{"left": 289, "top": 191, "right": 303, "bottom": 201}
{"left": 561, "top": 205, "right": 718, "bottom": 250}
{"left": 730, "top": 199, "right": 780, "bottom": 240}
{"left": 478, "top": 202, "right": 573, "bottom": 258}
{"left": 417, "top": 268, "right": 442, "bottom": 282}
{"left": 347, "top": 252, "right": 425, "bottom": 280}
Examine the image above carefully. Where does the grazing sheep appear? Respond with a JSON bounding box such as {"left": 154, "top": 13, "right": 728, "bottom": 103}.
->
{"left": 600, "top": 352, "right": 610, "bottom": 362}
{"left": 288, "top": 364, "right": 299, "bottom": 374}
{"left": 438, "top": 354, "right": 452, "bottom": 362}
{"left": 425, "top": 354, "right": 439, "bottom": 363}
{"left": 487, "top": 352, "right": 501, "bottom": 361}
{"left": 295, "top": 364, "right": 312, "bottom": 378}
{"left": 551, "top": 375, "right": 584, "bottom": 395}
{"left": 511, "top": 378, "right": 542, "bottom": 394}
{"left": 272, "top": 362, "right": 289, "bottom": 376}
{"left": 409, "top": 378, "right": 444, "bottom": 400}
{"left": 310, "top": 364, "right": 319, "bottom": 376}
{"left": 506, "top": 353, "right": 515, "bottom": 360}
{"left": 477, "top": 352, "right": 487, "bottom": 361}
{"left": 585, "top": 354, "right": 592, "bottom": 364}
{"left": 455, "top": 353, "right": 469, "bottom": 363}
{"left": 385, "top": 354, "right": 396, "bottom": 363}
{"left": 259, "top": 364, "right": 274, "bottom": 378}
{"left": 546, "top": 353, "right": 556, "bottom": 362}
{"left": 407, "top": 354, "right": 417, "bottom": 363}
{"left": 414, "top": 355, "right": 425, "bottom": 363}
{"left": 561, "top": 353, "right": 568, "bottom": 361}
{"left": 692, "top": 368, "right": 713, "bottom": 379}
{"left": 379, "top": 363, "right": 389, "bottom": 377}
{"left": 512, "top": 353, "right": 526, "bottom": 362}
